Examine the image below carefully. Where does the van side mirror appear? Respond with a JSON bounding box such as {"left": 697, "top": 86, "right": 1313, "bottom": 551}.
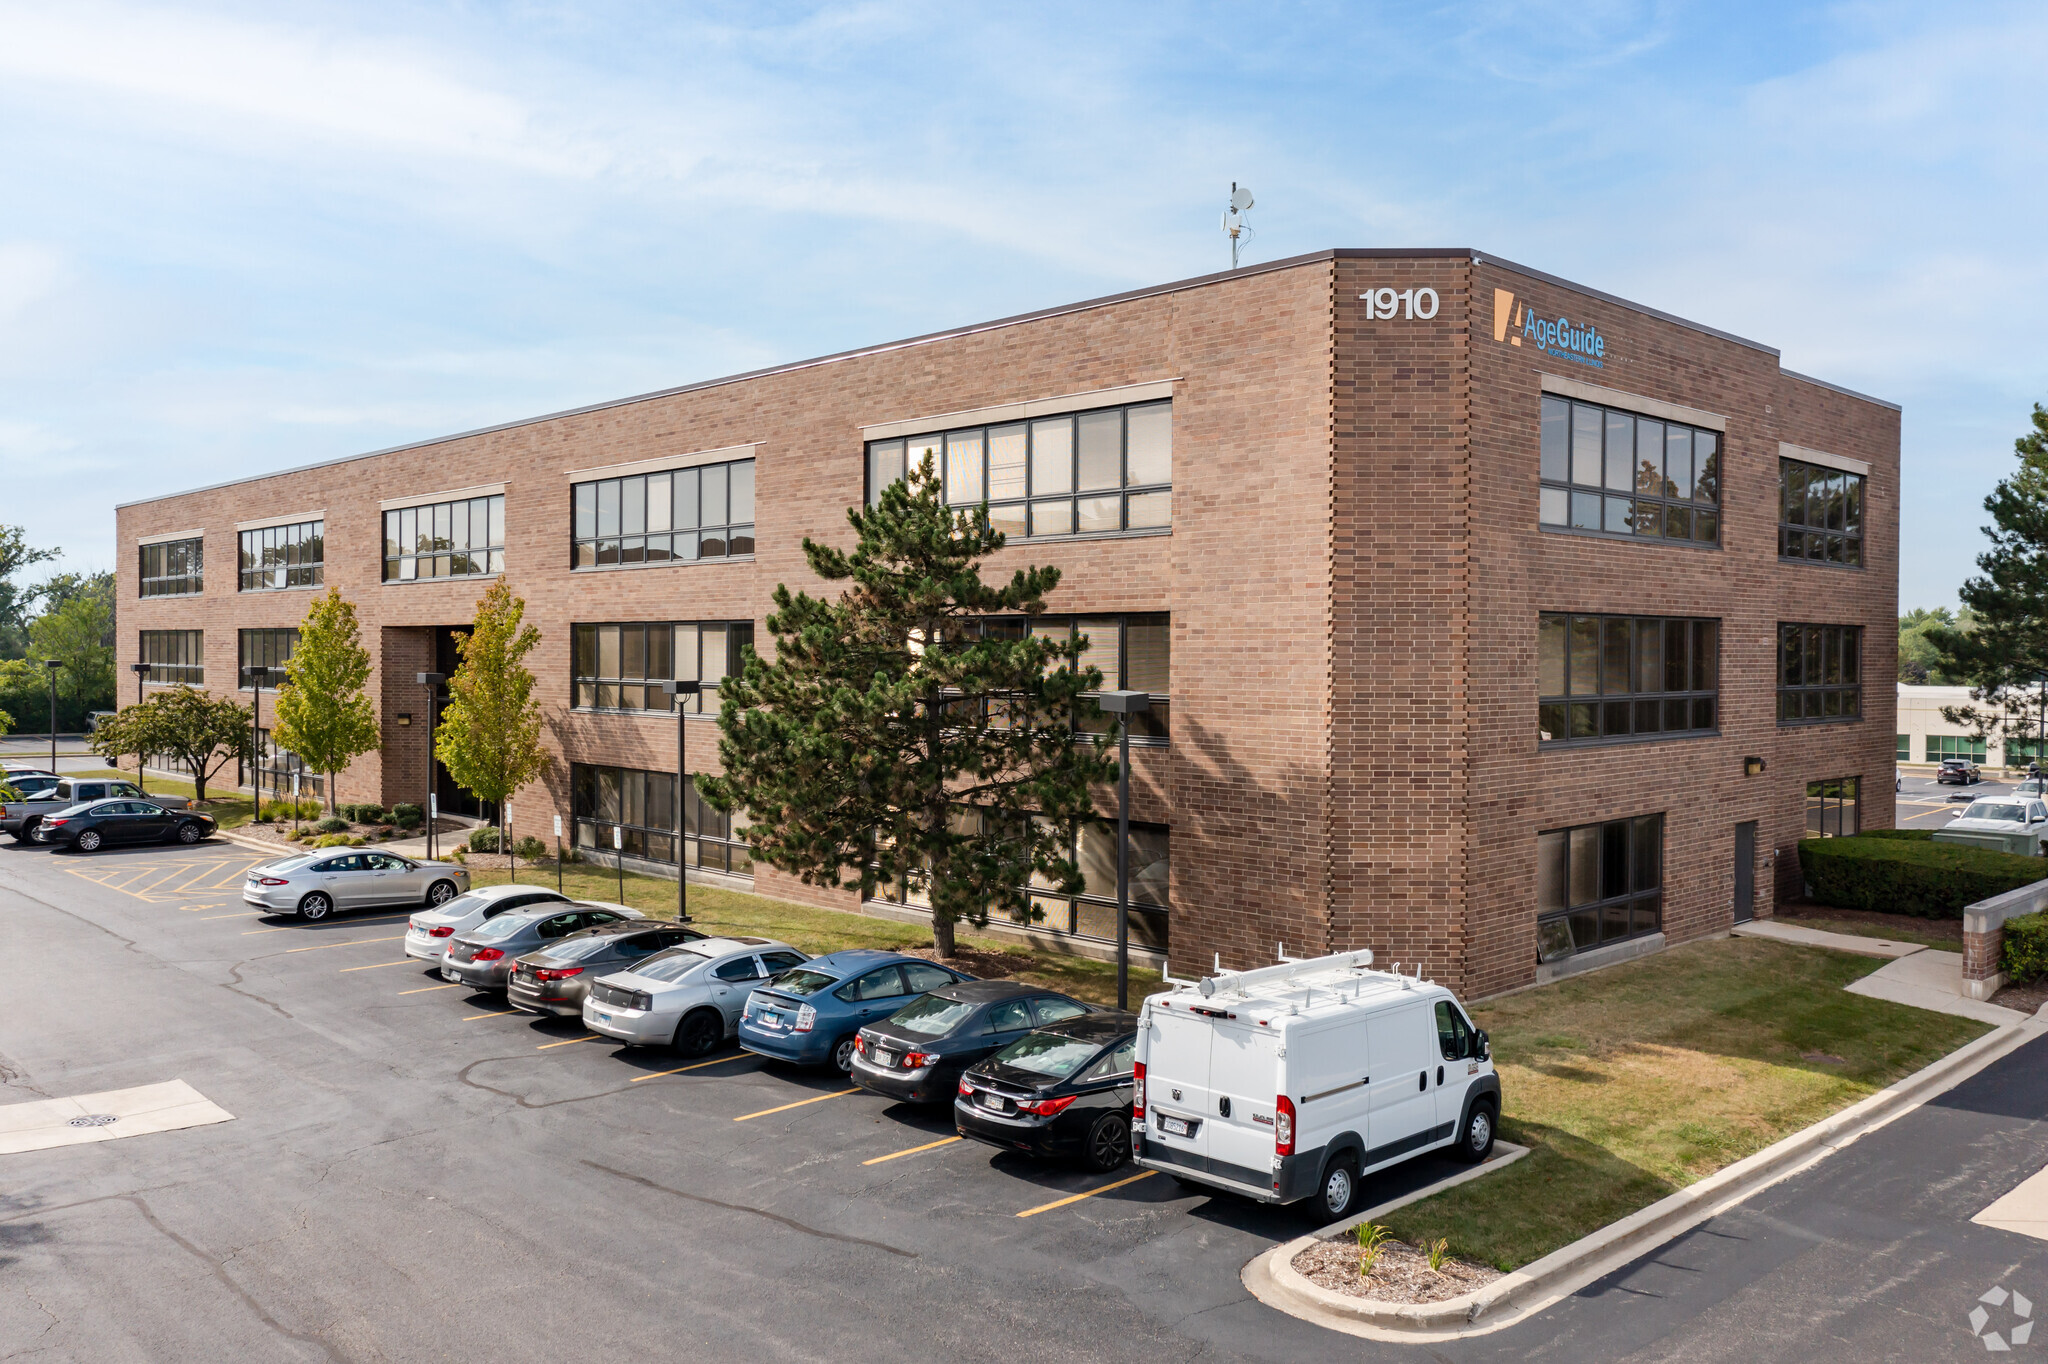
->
{"left": 1476, "top": 1029, "right": 1490, "bottom": 1061}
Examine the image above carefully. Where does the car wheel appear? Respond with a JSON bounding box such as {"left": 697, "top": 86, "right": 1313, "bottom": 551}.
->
{"left": 1083, "top": 1113, "right": 1131, "bottom": 1172}
{"left": 1457, "top": 1100, "right": 1497, "bottom": 1164}
{"left": 13, "top": 819, "right": 38, "bottom": 844}
{"left": 1319, "top": 1154, "right": 1361, "bottom": 1221}
{"left": 426, "top": 879, "right": 458, "bottom": 907}
{"left": 74, "top": 829, "right": 102, "bottom": 853}
{"left": 831, "top": 1034, "right": 858, "bottom": 1074}
{"left": 674, "top": 1009, "right": 723, "bottom": 1057}
{"left": 297, "top": 892, "right": 333, "bottom": 922}
{"left": 177, "top": 821, "right": 204, "bottom": 844}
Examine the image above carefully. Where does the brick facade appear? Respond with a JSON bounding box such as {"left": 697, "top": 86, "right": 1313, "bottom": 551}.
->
{"left": 114, "top": 249, "right": 1898, "bottom": 995}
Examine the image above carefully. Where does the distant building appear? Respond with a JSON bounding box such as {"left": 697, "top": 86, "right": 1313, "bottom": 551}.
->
{"left": 1897, "top": 683, "right": 2044, "bottom": 770}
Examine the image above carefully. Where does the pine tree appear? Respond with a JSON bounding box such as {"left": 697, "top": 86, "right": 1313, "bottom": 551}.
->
{"left": 700, "top": 456, "right": 1119, "bottom": 958}
{"left": 435, "top": 578, "right": 548, "bottom": 857}
{"left": 272, "top": 587, "right": 380, "bottom": 813}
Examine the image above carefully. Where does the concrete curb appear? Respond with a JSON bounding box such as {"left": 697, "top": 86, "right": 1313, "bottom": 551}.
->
{"left": 1244, "top": 1014, "right": 2048, "bottom": 1342}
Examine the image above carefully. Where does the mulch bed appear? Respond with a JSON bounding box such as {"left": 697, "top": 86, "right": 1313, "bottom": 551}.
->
{"left": 1992, "top": 979, "right": 2048, "bottom": 1016}
{"left": 901, "top": 944, "right": 1039, "bottom": 981}
{"left": 1775, "top": 900, "right": 1964, "bottom": 944}
{"left": 1291, "top": 1237, "right": 1500, "bottom": 1305}
{"left": 237, "top": 817, "right": 460, "bottom": 848}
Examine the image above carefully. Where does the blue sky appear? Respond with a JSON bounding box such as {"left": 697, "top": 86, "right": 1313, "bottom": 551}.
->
{"left": 2, "top": 0, "right": 2040, "bottom": 609}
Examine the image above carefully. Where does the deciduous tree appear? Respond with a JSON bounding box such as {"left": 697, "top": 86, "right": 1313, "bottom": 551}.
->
{"left": 89, "top": 687, "right": 253, "bottom": 802}
{"left": 272, "top": 587, "right": 380, "bottom": 814}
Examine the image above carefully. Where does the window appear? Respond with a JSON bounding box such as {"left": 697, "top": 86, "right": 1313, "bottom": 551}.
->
{"left": 384, "top": 494, "right": 504, "bottom": 582}
{"left": 1806, "top": 779, "right": 1861, "bottom": 838}
{"left": 902, "top": 962, "right": 956, "bottom": 993}
{"left": 714, "top": 957, "right": 766, "bottom": 983}
{"left": 238, "top": 520, "right": 324, "bottom": 591}
{"left": 139, "top": 630, "right": 203, "bottom": 686}
{"left": 1927, "top": 734, "right": 1987, "bottom": 763}
{"left": 1538, "top": 395, "right": 1720, "bottom": 546}
{"left": 1779, "top": 458, "right": 1864, "bottom": 567}
{"left": 570, "top": 763, "right": 752, "bottom": 876}
{"left": 572, "top": 621, "right": 754, "bottom": 714}
{"left": 1777, "top": 624, "right": 1862, "bottom": 724}
{"left": 139, "top": 538, "right": 203, "bottom": 597}
{"left": 1536, "top": 814, "right": 1662, "bottom": 962}
{"left": 967, "top": 613, "right": 1170, "bottom": 741}
{"left": 238, "top": 628, "right": 299, "bottom": 690}
{"left": 241, "top": 726, "right": 323, "bottom": 799}
{"left": 1434, "top": 1000, "right": 1476, "bottom": 1061}
{"left": 1897, "top": 734, "right": 1911, "bottom": 762}
{"left": 837, "top": 968, "right": 908, "bottom": 1002}
{"left": 572, "top": 458, "right": 754, "bottom": 570}
{"left": 986, "top": 999, "right": 1032, "bottom": 1032}
{"left": 866, "top": 400, "right": 1171, "bottom": 540}
{"left": 1538, "top": 614, "right": 1718, "bottom": 745}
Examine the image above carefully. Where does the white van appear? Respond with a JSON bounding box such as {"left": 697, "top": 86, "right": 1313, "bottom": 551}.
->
{"left": 1131, "top": 949, "right": 1499, "bottom": 1221}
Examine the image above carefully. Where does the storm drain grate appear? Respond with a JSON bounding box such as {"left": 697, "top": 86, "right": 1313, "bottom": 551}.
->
{"left": 66, "top": 1114, "right": 120, "bottom": 1128}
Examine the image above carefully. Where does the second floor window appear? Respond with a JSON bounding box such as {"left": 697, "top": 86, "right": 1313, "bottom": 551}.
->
{"left": 385, "top": 495, "right": 504, "bottom": 581}
{"left": 963, "top": 613, "right": 1171, "bottom": 741}
{"left": 573, "top": 459, "right": 755, "bottom": 569}
{"left": 1539, "top": 614, "right": 1718, "bottom": 745}
{"left": 240, "top": 628, "right": 299, "bottom": 689}
{"left": 1539, "top": 395, "right": 1721, "bottom": 546}
{"left": 139, "top": 538, "right": 203, "bottom": 597}
{"left": 1779, "top": 458, "right": 1864, "bottom": 567}
{"left": 1778, "top": 623, "right": 1861, "bottom": 723}
{"left": 572, "top": 621, "right": 754, "bottom": 714}
{"left": 140, "top": 630, "right": 203, "bottom": 685}
{"left": 239, "top": 521, "right": 323, "bottom": 591}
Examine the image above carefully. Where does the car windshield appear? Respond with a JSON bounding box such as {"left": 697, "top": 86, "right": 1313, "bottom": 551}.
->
{"left": 766, "top": 969, "right": 839, "bottom": 997}
{"left": 991, "top": 1031, "right": 1102, "bottom": 1080}
{"left": 1964, "top": 803, "right": 2025, "bottom": 822}
{"left": 434, "top": 892, "right": 494, "bottom": 917}
{"left": 631, "top": 949, "right": 711, "bottom": 983}
{"left": 888, "top": 994, "right": 979, "bottom": 1037}
{"left": 469, "top": 914, "right": 537, "bottom": 942}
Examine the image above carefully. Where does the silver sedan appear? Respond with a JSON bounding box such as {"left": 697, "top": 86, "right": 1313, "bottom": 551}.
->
{"left": 244, "top": 851, "right": 470, "bottom": 922}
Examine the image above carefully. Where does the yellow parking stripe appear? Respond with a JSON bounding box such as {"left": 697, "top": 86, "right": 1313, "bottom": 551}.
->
{"left": 1014, "top": 1170, "right": 1154, "bottom": 1218}
{"left": 399, "top": 983, "right": 463, "bottom": 995}
{"left": 203, "top": 912, "right": 264, "bottom": 920}
{"left": 863, "top": 1136, "right": 962, "bottom": 1166}
{"left": 241, "top": 926, "right": 295, "bottom": 935}
{"left": 337, "top": 960, "right": 413, "bottom": 972}
{"left": 628, "top": 1053, "right": 754, "bottom": 1082}
{"left": 464, "top": 1011, "right": 517, "bottom": 1020}
{"left": 285, "top": 935, "right": 404, "bottom": 953}
{"left": 537, "top": 1034, "right": 603, "bottom": 1050}
{"left": 734, "top": 1088, "right": 859, "bottom": 1122}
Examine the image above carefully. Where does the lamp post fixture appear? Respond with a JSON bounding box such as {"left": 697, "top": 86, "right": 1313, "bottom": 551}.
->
{"left": 247, "top": 665, "right": 272, "bottom": 824}
{"left": 660, "top": 679, "right": 704, "bottom": 923}
{"left": 1097, "top": 690, "right": 1153, "bottom": 1010}
{"left": 417, "top": 672, "right": 446, "bottom": 862}
{"left": 43, "top": 659, "right": 62, "bottom": 778}
{"left": 130, "top": 662, "right": 151, "bottom": 792}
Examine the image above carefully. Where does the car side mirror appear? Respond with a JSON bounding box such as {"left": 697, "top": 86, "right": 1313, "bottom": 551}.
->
{"left": 1475, "top": 1029, "right": 1490, "bottom": 1061}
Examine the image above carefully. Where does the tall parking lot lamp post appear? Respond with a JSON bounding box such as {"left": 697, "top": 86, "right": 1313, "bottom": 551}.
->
{"left": 1097, "top": 691, "right": 1152, "bottom": 1011}
{"left": 43, "top": 659, "right": 62, "bottom": 778}
{"left": 130, "top": 662, "right": 151, "bottom": 792}
{"left": 660, "top": 679, "right": 703, "bottom": 923}
{"left": 247, "top": 665, "right": 271, "bottom": 825}
{"left": 417, "top": 673, "right": 445, "bottom": 862}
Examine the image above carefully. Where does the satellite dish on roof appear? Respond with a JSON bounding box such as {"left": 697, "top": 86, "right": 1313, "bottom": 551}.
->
{"left": 1230, "top": 185, "right": 1254, "bottom": 213}
{"left": 1222, "top": 182, "right": 1255, "bottom": 270}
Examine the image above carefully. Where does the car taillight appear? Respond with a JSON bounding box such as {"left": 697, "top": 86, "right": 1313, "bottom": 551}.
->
{"left": 958, "top": 1077, "right": 975, "bottom": 1097}
{"left": 44, "top": 818, "right": 68, "bottom": 828}
{"left": 1133, "top": 1061, "right": 1146, "bottom": 1120}
{"left": 534, "top": 967, "right": 584, "bottom": 983}
{"left": 258, "top": 876, "right": 288, "bottom": 885}
{"left": 474, "top": 948, "right": 505, "bottom": 962}
{"left": 903, "top": 1051, "right": 935, "bottom": 1069}
{"left": 428, "top": 926, "right": 454, "bottom": 938}
{"left": 794, "top": 1004, "right": 816, "bottom": 1033}
{"left": 854, "top": 1034, "right": 868, "bottom": 1057}
{"left": 1024, "top": 1095, "right": 1077, "bottom": 1117}
{"left": 1275, "top": 1095, "right": 1296, "bottom": 1156}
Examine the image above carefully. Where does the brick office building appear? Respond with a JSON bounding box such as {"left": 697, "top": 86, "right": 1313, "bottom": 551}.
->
{"left": 114, "top": 248, "right": 1897, "bottom": 998}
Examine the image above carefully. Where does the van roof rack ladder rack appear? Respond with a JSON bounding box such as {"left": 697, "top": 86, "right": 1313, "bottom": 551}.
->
{"left": 1194, "top": 948, "right": 1376, "bottom": 998}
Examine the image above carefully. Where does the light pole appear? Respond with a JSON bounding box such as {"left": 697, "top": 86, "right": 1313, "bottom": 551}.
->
{"left": 417, "top": 672, "right": 445, "bottom": 861}
{"left": 660, "top": 679, "right": 703, "bottom": 923}
{"left": 43, "top": 659, "right": 62, "bottom": 777}
{"left": 247, "top": 665, "right": 271, "bottom": 824}
{"left": 130, "top": 661, "right": 151, "bottom": 792}
{"left": 1098, "top": 690, "right": 1153, "bottom": 1011}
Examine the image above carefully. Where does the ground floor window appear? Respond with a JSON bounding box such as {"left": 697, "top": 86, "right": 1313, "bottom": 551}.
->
{"left": 1806, "top": 778, "right": 1860, "bottom": 838}
{"left": 570, "top": 762, "right": 752, "bottom": 876}
{"left": 1896, "top": 734, "right": 1910, "bottom": 762}
{"left": 1536, "top": 814, "right": 1662, "bottom": 963}
{"left": 238, "top": 727, "right": 324, "bottom": 799}
{"left": 2006, "top": 738, "right": 2044, "bottom": 767}
{"left": 1926, "top": 734, "right": 1986, "bottom": 763}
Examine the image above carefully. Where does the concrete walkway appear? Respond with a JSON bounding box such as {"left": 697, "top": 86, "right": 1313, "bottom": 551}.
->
{"left": 1845, "top": 949, "right": 2029, "bottom": 1025}
{"left": 1732, "top": 919, "right": 1928, "bottom": 959}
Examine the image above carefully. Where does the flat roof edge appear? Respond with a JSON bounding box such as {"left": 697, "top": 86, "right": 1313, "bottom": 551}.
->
{"left": 1779, "top": 367, "right": 1902, "bottom": 413}
{"left": 1472, "top": 252, "right": 1780, "bottom": 359}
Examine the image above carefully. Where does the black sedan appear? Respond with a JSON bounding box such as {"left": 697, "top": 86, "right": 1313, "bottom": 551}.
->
{"left": 955, "top": 1012, "right": 1139, "bottom": 1172}
{"left": 506, "top": 919, "right": 707, "bottom": 1017}
{"left": 1937, "top": 758, "right": 1982, "bottom": 785}
{"left": 37, "top": 799, "right": 216, "bottom": 852}
{"left": 849, "top": 979, "right": 1095, "bottom": 1105}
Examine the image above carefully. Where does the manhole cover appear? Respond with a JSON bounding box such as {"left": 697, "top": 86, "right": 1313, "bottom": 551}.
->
{"left": 66, "top": 1114, "right": 119, "bottom": 1128}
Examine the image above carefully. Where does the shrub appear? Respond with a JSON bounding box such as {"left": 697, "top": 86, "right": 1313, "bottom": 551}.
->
{"left": 314, "top": 816, "right": 349, "bottom": 834}
{"left": 339, "top": 803, "right": 386, "bottom": 824}
{"left": 312, "top": 832, "right": 354, "bottom": 848}
{"left": 1799, "top": 835, "right": 2046, "bottom": 919}
{"left": 467, "top": 827, "right": 502, "bottom": 853}
{"left": 2004, "top": 912, "right": 2048, "bottom": 985}
{"left": 390, "top": 803, "right": 423, "bottom": 829}
{"left": 513, "top": 835, "right": 548, "bottom": 861}
{"left": 1860, "top": 828, "right": 1933, "bottom": 842}
{"left": 348, "top": 835, "right": 366, "bottom": 846}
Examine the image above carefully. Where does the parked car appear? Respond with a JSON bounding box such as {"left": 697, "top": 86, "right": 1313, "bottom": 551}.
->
{"left": 5, "top": 776, "right": 187, "bottom": 842}
{"left": 1132, "top": 949, "right": 1498, "bottom": 1221}
{"left": 507, "top": 920, "right": 710, "bottom": 1017}
{"left": 1934, "top": 798, "right": 2048, "bottom": 855}
{"left": 850, "top": 980, "right": 1095, "bottom": 1105}
{"left": 34, "top": 799, "right": 217, "bottom": 852}
{"left": 955, "top": 1011, "right": 1140, "bottom": 1172}
{"left": 1, "top": 773, "right": 61, "bottom": 800}
{"left": 737, "top": 949, "right": 975, "bottom": 1073}
{"left": 405, "top": 885, "right": 574, "bottom": 963}
{"left": 440, "top": 902, "right": 645, "bottom": 990}
{"left": 0, "top": 762, "right": 53, "bottom": 781}
{"left": 584, "top": 937, "right": 809, "bottom": 1055}
{"left": 2015, "top": 778, "right": 2048, "bottom": 800}
{"left": 244, "top": 850, "right": 470, "bottom": 921}
{"left": 1937, "top": 758, "right": 1983, "bottom": 785}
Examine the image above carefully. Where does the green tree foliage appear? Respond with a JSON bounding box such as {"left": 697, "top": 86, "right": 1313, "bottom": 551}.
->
{"left": 0, "top": 526, "right": 59, "bottom": 660}
{"left": 272, "top": 588, "right": 381, "bottom": 814}
{"left": 701, "top": 456, "right": 1119, "bottom": 958}
{"left": 89, "top": 687, "right": 253, "bottom": 802}
{"left": 1899, "top": 607, "right": 1973, "bottom": 685}
{"left": 0, "top": 570, "right": 115, "bottom": 732}
{"left": 435, "top": 579, "right": 548, "bottom": 852}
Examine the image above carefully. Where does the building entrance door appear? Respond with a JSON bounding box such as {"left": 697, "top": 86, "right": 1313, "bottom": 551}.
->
{"left": 429, "top": 626, "right": 493, "bottom": 823}
{"left": 1733, "top": 821, "right": 1756, "bottom": 924}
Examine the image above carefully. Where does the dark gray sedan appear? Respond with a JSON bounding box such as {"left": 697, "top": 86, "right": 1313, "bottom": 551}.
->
{"left": 440, "top": 901, "right": 643, "bottom": 991}
{"left": 506, "top": 920, "right": 709, "bottom": 1017}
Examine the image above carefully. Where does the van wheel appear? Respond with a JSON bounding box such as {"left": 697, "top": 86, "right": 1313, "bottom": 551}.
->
{"left": 1319, "top": 1154, "right": 1361, "bottom": 1221}
{"left": 1082, "top": 1113, "right": 1130, "bottom": 1172}
{"left": 1457, "top": 1101, "right": 1497, "bottom": 1164}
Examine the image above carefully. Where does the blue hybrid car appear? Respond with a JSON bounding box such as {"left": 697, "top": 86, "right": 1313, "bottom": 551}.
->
{"left": 737, "top": 949, "right": 974, "bottom": 1073}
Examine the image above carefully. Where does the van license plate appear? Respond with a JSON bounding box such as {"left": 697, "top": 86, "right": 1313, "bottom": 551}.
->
{"left": 1160, "top": 1116, "right": 1189, "bottom": 1136}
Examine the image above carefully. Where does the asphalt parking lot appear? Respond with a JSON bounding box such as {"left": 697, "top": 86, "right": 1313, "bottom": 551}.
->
{"left": 1896, "top": 765, "right": 2028, "bottom": 830}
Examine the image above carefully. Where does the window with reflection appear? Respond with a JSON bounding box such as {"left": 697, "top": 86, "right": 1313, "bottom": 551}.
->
{"left": 961, "top": 613, "right": 1170, "bottom": 742}
{"left": 570, "top": 762, "right": 751, "bottom": 875}
{"left": 571, "top": 621, "right": 754, "bottom": 714}
{"left": 238, "top": 521, "right": 324, "bottom": 591}
{"left": 385, "top": 495, "right": 504, "bottom": 581}
{"left": 1805, "top": 778, "right": 1860, "bottom": 838}
{"left": 1779, "top": 459, "right": 1864, "bottom": 566}
{"left": 140, "top": 630, "right": 203, "bottom": 685}
{"left": 1776, "top": 623, "right": 1861, "bottom": 724}
{"left": 139, "top": 538, "right": 203, "bottom": 597}
{"left": 1536, "top": 814, "right": 1662, "bottom": 962}
{"left": 573, "top": 459, "right": 754, "bottom": 569}
{"left": 1538, "top": 613, "right": 1718, "bottom": 745}
{"left": 238, "top": 628, "right": 298, "bottom": 689}
{"left": 1538, "top": 395, "right": 1721, "bottom": 545}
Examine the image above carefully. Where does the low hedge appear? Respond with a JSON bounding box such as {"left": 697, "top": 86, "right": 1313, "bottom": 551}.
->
{"left": 2005, "top": 912, "right": 2048, "bottom": 985}
{"left": 1798, "top": 834, "right": 2046, "bottom": 919}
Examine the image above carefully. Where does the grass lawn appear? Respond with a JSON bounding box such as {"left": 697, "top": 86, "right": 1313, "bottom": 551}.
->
{"left": 465, "top": 862, "right": 1158, "bottom": 1009}
{"left": 1778, "top": 916, "right": 1960, "bottom": 951}
{"left": 1379, "top": 937, "right": 1990, "bottom": 1272}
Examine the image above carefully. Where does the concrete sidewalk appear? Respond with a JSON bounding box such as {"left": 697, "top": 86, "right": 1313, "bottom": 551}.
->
{"left": 1732, "top": 919, "right": 1928, "bottom": 959}
{"left": 1845, "top": 949, "right": 2030, "bottom": 1025}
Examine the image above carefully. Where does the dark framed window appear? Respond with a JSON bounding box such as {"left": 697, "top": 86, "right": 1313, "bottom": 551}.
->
{"left": 240, "top": 727, "right": 324, "bottom": 799}
{"left": 1536, "top": 814, "right": 1662, "bottom": 962}
{"left": 572, "top": 459, "right": 754, "bottom": 570}
{"left": 1538, "top": 395, "right": 1720, "bottom": 546}
{"left": 571, "top": 621, "right": 754, "bottom": 714}
{"left": 139, "top": 538, "right": 203, "bottom": 597}
{"left": 570, "top": 763, "right": 751, "bottom": 876}
{"left": 1896, "top": 734, "right": 1910, "bottom": 762}
{"left": 866, "top": 399, "right": 1170, "bottom": 540}
{"left": 238, "top": 521, "right": 324, "bottom": 591}
{"left": 1777, "top": 623, "right": 1861, "bottom": 724}
{"left": 139, "top": 630, "right": 203, "bottom": 686}
{"left": 1538, "top": 614, "right": 1717, "bottom": 745}
{"left": 239, "top": 628, "right": 299, "bottom": 690}
{"left": 1927, "top": 734, "right": 1986, "bottom": 763}
{"left": 1779, "top": 458, "right": 1864, "bottom": 566}
{"left": 1806, "top": 778, "right": 1860, "bottom": 838}
{"left": 385, "top": 494, "right": 504, "bottom": 581}
{"left": 967, "top": 613, "right": 1170, "bottom": 742}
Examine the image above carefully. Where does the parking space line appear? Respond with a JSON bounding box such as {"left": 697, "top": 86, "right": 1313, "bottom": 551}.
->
{"left": 537, "top": 1034, "right": 602, "bottom": 1050}
{"left": 284, "top": 935, "right": 404, "bottom": 954}
{"left": 399, "top": 983, "right": 462, "bottom": 995}
{"left": 628, "top": 1053, "right": 754, "bottom": 1082}
{"left": 338, "top": 960, "right": 413, "bottom": 972}
{"left": 1014, "top": 1170, "right": 1155, "bottom": 1218}
{"left": 862, "top": 1136, "right": 962, "bottom": 1166}
{"left": 203, "top": 912, "right": 264, "bottom": 920}
{"left": 734, "top": 1088, "right": 859, "bottom": 1122}
{"left": 464, "top": 1010, "right": 517, "bottom": 1020}
{"left": 241, "top": 926, "right": 295, "bottom": 935}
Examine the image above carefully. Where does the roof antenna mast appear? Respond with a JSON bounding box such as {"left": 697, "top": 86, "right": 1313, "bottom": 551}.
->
{"left": 1223, "top": 183, "right": 1254, "bottom": 270}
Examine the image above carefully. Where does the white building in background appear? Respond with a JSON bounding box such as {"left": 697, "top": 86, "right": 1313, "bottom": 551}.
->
{"left": 1897, "top": 683, "right": 2048, "bottom": 769}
